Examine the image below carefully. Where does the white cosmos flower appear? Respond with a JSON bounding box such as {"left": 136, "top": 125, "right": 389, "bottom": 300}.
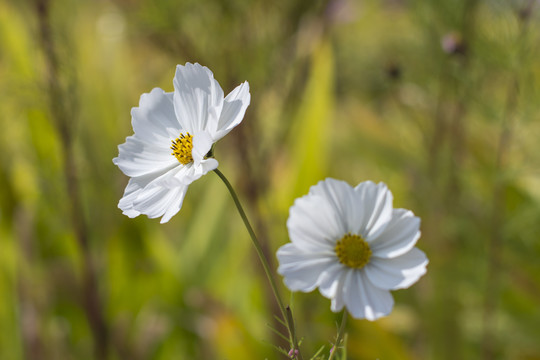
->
{"left": 277, "top": 179, "right": 428, "bottom": 321}
{"left": 113, "top": 63, "right": 250, "bottom": 223}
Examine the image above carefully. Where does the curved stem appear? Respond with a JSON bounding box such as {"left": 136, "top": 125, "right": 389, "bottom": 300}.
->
{"left": 213, "top": 169, "right": 303, "bottom": 359}
{"left": 328, "top": 310, "right": 347, "bottom": 360}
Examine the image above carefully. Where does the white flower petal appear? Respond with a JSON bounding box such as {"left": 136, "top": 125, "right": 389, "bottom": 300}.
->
{"left": 328, "top": 267, "right": 352, "bottom": 313}
{"left": 118, "top": 177, "right": 188, "bottom": 223}
{"left": 173, "top": 63, "right": 224, "bottom": 135}
{"left": 345, "top": 271, "right": 394, "bottom": 320}
{"left": 118, "top": 165, "right": 183, "bottom": 211}
{"left": 365, "top": 248, "right": 428, "bottom": 290}
{"left": 318, "top": 263, "right": 347, "bottom": 299}
{"left": 131, "top": 88, "right": 181, "bottom": 142}
{"left": 120, "top": 162, "right": 181, "bottom": 193}
{"left": 132, "top": 186, "right": 164, "bottom": 213}
{"left": 114, "top": 136, "right": 178, "bottom": 177}
{"left": 214, "top": 81, "right": 251, "bottom": 140}
{"left": 118, "top": 178, "right": 144, "bottom": 218}
{"left": 277, "top": 243, "right": 336, "bottom": 292}
{"left": 192, "top": 131, "right": 213, "bottom": 165}
{"left": 287, "top": 194, "right": 344, "bottom": 252}
{"left": 175, "top": 159, "right": 218, "bottom": 184}
{"left": 133, "top": 162, "right": 192, "bottom": 188}
{"left": 162, "top": 159, "right": 218, "bottom": 187}
{"left": 160, "top": 187, "right": 188, "bottom": 223}
{"left": 114, "top": 89, "right": 180, "bottom": 178}
{"left": 354, "top": 181, "right": 393, "bottom": 241}
{"left": 308, "top": 178, "right": 359, "bottom": 234}
{"left": 370, "top": 209, "right": 421, "bottom": 258}
{"left": 198, "top": 158, "right": 219, "bottom": 176}
{"left": 132, "top": 185, "right": 187, "bottom": 221}
{"left": 154, "top": 165, "right": 192, "bottom": 187}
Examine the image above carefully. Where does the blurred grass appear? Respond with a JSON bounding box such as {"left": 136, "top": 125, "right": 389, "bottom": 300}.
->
{"left": 1, "top": 0, "right": 540, "bottom": 359}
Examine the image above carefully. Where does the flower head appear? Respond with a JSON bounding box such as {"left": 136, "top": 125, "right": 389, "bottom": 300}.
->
{"left": 113, "top": 63, "right": 250, "bottom": 223}
{"left": 277, "top": 179, "right": 428, "bottom": 320}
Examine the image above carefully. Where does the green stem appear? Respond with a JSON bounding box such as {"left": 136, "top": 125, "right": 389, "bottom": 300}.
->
{"left": 328, "top": 310, "right": 347, "bottom": 360}
{"left": 213, "top": 169, "right": 302, "bottom": 359}
{"left": 286, "top": 306, "right": 302, "bottom": 360}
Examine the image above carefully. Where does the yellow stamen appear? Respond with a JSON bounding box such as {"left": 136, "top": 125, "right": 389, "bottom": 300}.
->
{"left": 335, "top": 233, "right": 372, "bottom": 269}
{"left": 171, "top": 133, "right": 193, "bottom": 165}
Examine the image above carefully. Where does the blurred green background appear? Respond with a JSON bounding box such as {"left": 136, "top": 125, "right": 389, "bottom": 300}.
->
{"left": 1, "top": 0, "right": 540, "bottom": 359}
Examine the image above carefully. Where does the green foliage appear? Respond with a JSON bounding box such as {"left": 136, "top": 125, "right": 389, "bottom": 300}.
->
{"left": 1, "top": 0, "right": 540, "bottom": 359}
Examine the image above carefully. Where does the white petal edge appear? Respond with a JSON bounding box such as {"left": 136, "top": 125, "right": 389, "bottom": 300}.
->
{"left": 277, "top": 243, "right": 336, "bottom": 292}
{"left": 213, "top": 81, "right": 251, "bottom": 141}
{"left": 370, "top": 208, "right": 421, "bottom": 258}
{"left": 328, "top": 268, "right": 352, "bottom": 313}
{"left": 354, "top": 181, "right": 394, "bottom": 241}
{"left": 160, "top": 186, "right": 188, "bottom": 223}
{"left": 118, "top": 167, "right": 190, "bottom": 223}
{"left": 153, "top": 158, "right": 218, "bottom": 188}
{"left": 316, "top": 262, "right": 347, "bottom": 299}
{"left": 113, "top": 136, "right": 178, "bottom": 177}
{"left": 192, "top": 131, "right": 213, "bottom": 165}
{"left": 118, "top": 178, "right": 143, "bottom": 218}
{"left": 345, "top": 271, "right": 394, "bottom": 320}
{"left": 131, "top": 88, "right": 181, "bottom": 143}
{"left": 287, "top": 193, "right": 344, "bottom": 253}
{"left": 118, "top": 162, "right": 182, "bottom": 205}
{"left": 173, "top": 63, "right": 224, "bottom": 135}
{"left": 132, "top": 185, "right": 187, "bottom": 223}
{"left": 365, "top": 248, "right": 428, "bottom": 290}
{"left": 308, "top": 178, "right": 360, "bottom": 235}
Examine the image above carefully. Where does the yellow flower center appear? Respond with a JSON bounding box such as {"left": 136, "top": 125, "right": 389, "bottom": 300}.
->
{"left": 335, "top": 233, "right": 372, "bottom": 269}
{"left": 171, "top": 132, "right": 194, "bottom": 165}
